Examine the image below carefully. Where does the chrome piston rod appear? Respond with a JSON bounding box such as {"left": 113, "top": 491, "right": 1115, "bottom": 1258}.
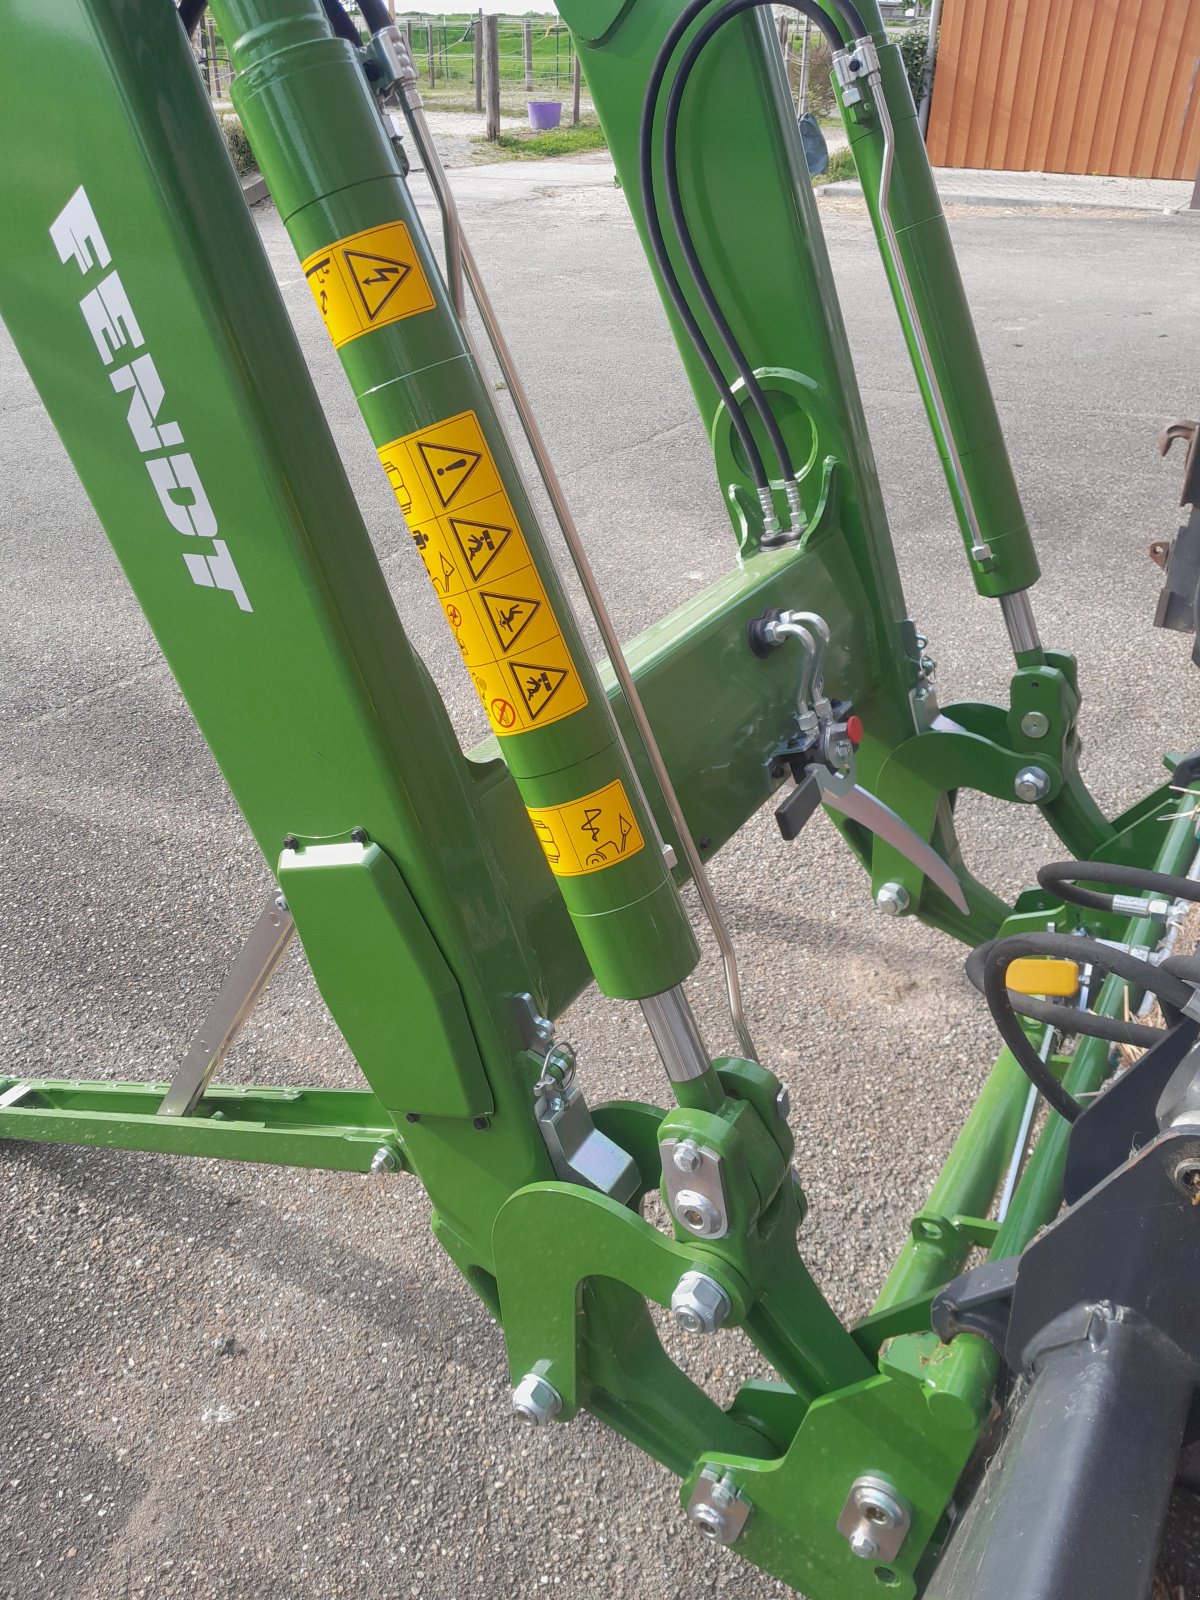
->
{"left": 389, "top": 35, "right": 758, "bottom": 1063}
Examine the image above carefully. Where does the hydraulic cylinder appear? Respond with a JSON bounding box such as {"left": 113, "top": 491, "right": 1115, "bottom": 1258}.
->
{"left": 210, "top": 0, "right": 699, "bottom": 1002}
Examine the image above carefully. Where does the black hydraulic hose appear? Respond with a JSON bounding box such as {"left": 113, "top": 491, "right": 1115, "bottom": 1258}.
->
{"left": 639, "top": 0, "right": 859, "bottom": 492}
{"left": 981, "top": 932, "right": 1199, "bottom": 1123}
{"left": 658, "top": 0, "right": 847, "bottom": 488}
{"left": 965, "top": 939, "right": 1168, "bottom": 1050}
{"left": 1037, "top": 859, "right": 1200, "bottom": 916}
{"left": 322, "top": 0, "right": 365, "bottom": 48}
{"left": 356, "top": 0, "right": 391, "bottom": 37}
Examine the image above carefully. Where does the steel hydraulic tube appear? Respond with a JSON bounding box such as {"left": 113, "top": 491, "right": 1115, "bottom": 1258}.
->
{"left": 211, "top": 0, "right": 699, "bottom": 1004}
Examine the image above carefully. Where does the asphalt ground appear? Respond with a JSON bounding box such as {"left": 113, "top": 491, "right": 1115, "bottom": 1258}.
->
{"left": 2, "top": 149, "right": 1199, "bottom": 1600}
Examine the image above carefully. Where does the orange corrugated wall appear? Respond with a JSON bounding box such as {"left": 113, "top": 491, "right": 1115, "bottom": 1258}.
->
{"left": 926, "top": 0, "right": 1200, "bottom": 179}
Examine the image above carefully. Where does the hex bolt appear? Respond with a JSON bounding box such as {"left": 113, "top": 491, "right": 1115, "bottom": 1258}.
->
{"left": 671, "top": 1270, "right": 731, "bottom": 1335}
{"left": 876, "top": 882, "right": 910, "bottom": 916}
{"left": 848, "top": 1529, "right": 880, "bottom": 1561}
{"left": 1014, "top": 765, "right": 1051, "bottom": 803}
{"left": 369, "top": 1145, "right": 398, "bottom": 1175}
{"left": 1020, "top": 710, "right": 1050, "bottom": 738}
{"left": 511, "top": 1372, "right": 562, "bottom": 1427}
{"left": 1172, "top": 1158, "right": 1200, "bottom": 1204}
{"left": 673, "top": 1189, "right": 723, "bottom": 1237}
{"left": 672, "top": 1137, "right": 703, "bottom": 1174}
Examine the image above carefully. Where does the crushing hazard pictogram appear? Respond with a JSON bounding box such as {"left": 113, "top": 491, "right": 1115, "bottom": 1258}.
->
{"left": 344, "top": 249, "right": 414, "bottom": 321}
{"left": 450, "top": 516, "right": 514, "bottom": 582}
{"left": 417, "top": 441, "right": 483, "bottom": 508}
{"left": 300, "top": 222, "right": 434, "bottom": 348}
{"left": 510, "top": 660, "right": 570, "bottom": 721}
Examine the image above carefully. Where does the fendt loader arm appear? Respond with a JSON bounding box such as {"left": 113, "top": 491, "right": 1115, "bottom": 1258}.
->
{"left": 1, "top": 0, "right": 1199, "bottom": 1594}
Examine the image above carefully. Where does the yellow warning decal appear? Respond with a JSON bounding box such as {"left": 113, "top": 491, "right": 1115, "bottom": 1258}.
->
{"left": 527, "top": 780, "right": 646, "bottom": 877}
{"left": 301, "top": 222, "right": 436, "bottom": 349}
{"left": 377, "top": 410, "right": 588, "bottom": 736}
{"left": 1005, "top": 958, "right": 1080, "bottom": 998}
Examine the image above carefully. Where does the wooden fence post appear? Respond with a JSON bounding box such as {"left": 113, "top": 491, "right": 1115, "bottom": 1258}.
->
{"left": 523, "top": 19, "right": 533, "bottom": 91}
{"left": 572, "top": 53, "right": 582, "bottom": 125}
{"left": 474, "top": 10, "right": 483, "bottom": 113}
{"left": 485, "top": 13, "right": 500, "bottom": 141}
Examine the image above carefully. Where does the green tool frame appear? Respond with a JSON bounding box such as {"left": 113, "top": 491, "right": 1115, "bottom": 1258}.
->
{"left": 0, "top": 0, "right": 1192, "bottom": 1592}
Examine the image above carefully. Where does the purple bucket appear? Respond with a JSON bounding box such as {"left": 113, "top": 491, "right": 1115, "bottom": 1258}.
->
{"left": 527, "top": 100, "right": 562, "bottom": 132}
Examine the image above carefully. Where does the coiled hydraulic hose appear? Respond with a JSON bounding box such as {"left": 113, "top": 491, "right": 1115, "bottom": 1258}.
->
{"left": 978, "top": 931, "right": 1198, "bottom": 1124}
{"left": 638, "top": 0, "right": 863, "bottom": 502}
{"left": 1037, "top": 859, "right": 1200, "bottom": 916}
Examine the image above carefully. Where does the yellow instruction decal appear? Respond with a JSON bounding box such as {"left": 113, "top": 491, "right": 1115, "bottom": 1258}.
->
{"left": 526, "top": 781, "right": 645, "bottom": 877}
{"left": 302, "top": 221, "right": 436, "bottom": 349}
{"left": 377, "top": 410, "right": 589, "bottom": 736}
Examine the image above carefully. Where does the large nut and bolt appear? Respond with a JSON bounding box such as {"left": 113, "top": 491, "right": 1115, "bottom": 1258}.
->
{"left": 876, "top": 882, "right": 910, "bottom": 916}
{"left": 1020, "top": 710, "right": 1050, "bottom": 738}
{"left": 673, "top": 1189, "right": 724, "bottom": 1237}
{"left": 671, "top": 1270, "right": 731, "bottom": 1335}
{"left": 690, "top": 1503, "right": 727, "bottom": 1541}
{"left": 370, "top": 1145, "right": 398, "bottom": 1175}
{"left": 1014, "top": 765, "right": 1051, "bottom": 803}
{"left": 839, "top": 1475, "right": 911, "bottom": 1563}
{"left": 511, "top": 1372, "right": 562, "bottom": 1427}
{"left": 672, "top": 1137, "right": 703, "bottom": 1174}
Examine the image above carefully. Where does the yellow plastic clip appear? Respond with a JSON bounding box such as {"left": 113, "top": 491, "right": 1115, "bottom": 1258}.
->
{"left": 1005, "top": 958, "right": 1080, "bottom": 998}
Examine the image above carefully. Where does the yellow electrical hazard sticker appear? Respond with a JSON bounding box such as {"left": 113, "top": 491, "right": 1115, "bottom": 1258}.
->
{"left": 301, "top": 221, "right": 436, "bottom": 349}
{"left": 526, "top": 781, "right": 645, "bottom": 877}
{"left": 377, "top": 410, "right": 589, "bottom": 736}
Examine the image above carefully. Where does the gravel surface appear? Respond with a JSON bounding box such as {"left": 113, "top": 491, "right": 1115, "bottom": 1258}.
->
{"left": 2, "top": 148, "right": 1199, "bottom": 1600}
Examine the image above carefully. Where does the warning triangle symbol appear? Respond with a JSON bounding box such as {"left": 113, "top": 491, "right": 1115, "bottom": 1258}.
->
{"left": 510, "top": 659, "right": 570, "bottom": 722}
{"left": 343, "top": 249, "right": 414, "bottom": 321}
{"left": 418, "top": 441, "right": 483, "bottom": 508}
{"left": 480, "top": 589, "right": 541, "bottom": 653}
{"left": 449, "top": 516, "right": 514, "bottom": 582}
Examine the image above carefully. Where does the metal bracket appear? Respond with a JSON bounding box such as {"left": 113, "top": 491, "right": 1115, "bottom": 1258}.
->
{"left": 660, "top": 1136, "right": 729, "bottom": 1239}
{"left": 686, "top": 1467, "right": 752, "bottom": 1546}
{"left": 534, "top": 1059, "right": 639, "bottom": 1204}
{"left": 836, "top": 1474, "right": 911, "bottom": 1565}
{"left": 931, "top": 1256, "right": 1018, "bottom": 1355}
{"left": 157, "top": 891, "right": 295, "bottom": 1118}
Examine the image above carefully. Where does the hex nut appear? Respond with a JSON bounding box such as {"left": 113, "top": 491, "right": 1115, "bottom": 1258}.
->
{"left": 672, "top": 1137, "right": 703, "bottom": 1174}
{"left": 511, "top": 1372, "right": 562, "bottom": 1427}
{"left": 671, "top": 1270, "right": 732, "bottom": 1335}
{"left": 690, "top": 1503, "right": 726, "bottom": 1541}
{"left": 370, "top": 1145, "right": 398, "bottom": 1175}
{"left": 1014, "top": 765, "right": 1051, "bottom": 803}
{"left": 876, "top": 882, "right": 910, "bottom": 916}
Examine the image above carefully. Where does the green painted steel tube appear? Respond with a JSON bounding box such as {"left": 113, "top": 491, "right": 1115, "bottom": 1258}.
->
{"left": 212, "top": 0, "right": 698, "bottom": 1003}
{"left": 872, "top": 1040, "right": 1032, "bottom": 1310}
{"left": 837, "top": 33, "right": 1039, "bottom": 601}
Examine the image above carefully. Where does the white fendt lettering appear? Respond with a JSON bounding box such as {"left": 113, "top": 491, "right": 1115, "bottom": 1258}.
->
{"left": 50, "top": 185, "right": 252, "bottom": 613}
